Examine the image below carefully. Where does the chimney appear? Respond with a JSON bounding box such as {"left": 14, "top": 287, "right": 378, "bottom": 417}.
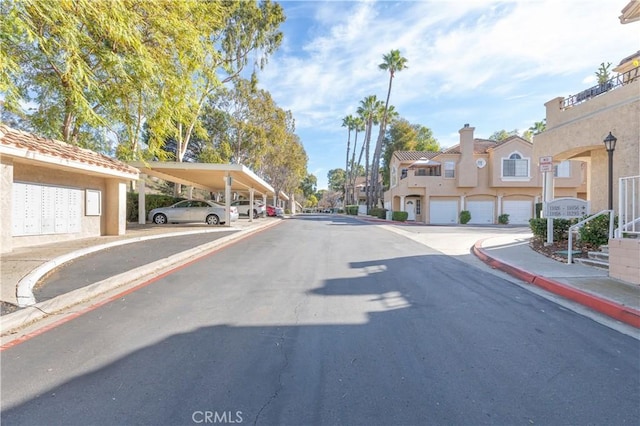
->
{"left": 459, "top": 123, "right": 475, "bottom": 159}
{"left": 457, "top": 123, "right": 477, "bottom": 187}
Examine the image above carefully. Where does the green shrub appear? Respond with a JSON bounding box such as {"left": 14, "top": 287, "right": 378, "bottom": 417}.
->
{"left": 368, "top": 207, "right": 387, "bottom": 219}
{"left": 528, "top": 217, "right": 576, "bottom": 241}
{"left": 127, "top": 193, "right": 185, "bottom": 222}
{"left": 579, "top": 214, "right": 617, "bottom": 247}
{"left": 498, "top": 213, "right": 509, "bottom": 224}
{"left": 345, "top": 205, "right": 359, "bottom": 215}
{"left": 459, "top": 210, "right": 471, "bottom": 224}
{"left": 392, "top": 211, "right": 408, "bottom": 221}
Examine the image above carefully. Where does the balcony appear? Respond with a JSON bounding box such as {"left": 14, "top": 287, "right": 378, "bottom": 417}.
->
{"left": 562, "top": 66, "right": 639, "bottom": 109}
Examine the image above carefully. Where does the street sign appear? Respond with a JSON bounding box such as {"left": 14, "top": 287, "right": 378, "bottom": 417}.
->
{"left": 539, "top": 156, "right": 553, "bottom": 164}
{"left": 544, "top": 198, "right": 590, "bottom": 218}
{"left": 539, "top": 163, "right": 554, "bottom": 173}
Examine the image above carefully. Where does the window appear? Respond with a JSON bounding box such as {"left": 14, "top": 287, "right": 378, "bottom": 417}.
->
{"left": 416, "top": 199, "right": 421, "bottom": 215}
{"left": 391, "top": 166, "right": 397, "bottom": 187}
{"left": 444, "top": 161, "right": 455, "bottom": 178}
{"left": 502, "top": 153, "right": 529, "bottom": 178}
{"left": 554, "top": 161, "right": 571, "bottom": 178}
{"left": 400, "top": 168, "right": 408, "bottom": 179}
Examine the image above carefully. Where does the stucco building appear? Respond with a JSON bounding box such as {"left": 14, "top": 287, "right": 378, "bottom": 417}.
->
{"left": 1, "top": 125, "right": 139, "bottom": 253}
{"left": 384, "top": 124, "right": 585, "bottom": 225}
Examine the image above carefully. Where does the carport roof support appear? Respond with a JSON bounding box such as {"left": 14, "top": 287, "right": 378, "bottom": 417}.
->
{"left": 130, "top": 162, "right": 275, "bottom": 196}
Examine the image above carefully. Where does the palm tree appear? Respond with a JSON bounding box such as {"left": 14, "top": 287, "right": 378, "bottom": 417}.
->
{"left": 371, "top": 49, "right": 408, "bottom": 207}
{"left": 348, "top": 116, "right": 365, "bottom": 204}
{"left": 357, "top": 95, "right": 384, "bottom": 210}
{"left": 342, "top": 114, "right": 357, "bottom": 206}
{"left": 529, "top": 119, "right": 546, "bottom": 135}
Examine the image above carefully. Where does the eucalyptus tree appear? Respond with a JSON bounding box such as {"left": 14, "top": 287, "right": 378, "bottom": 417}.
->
{"left": 169, "top": 0, "right": 285, "bottom": 168}
{"left": 356, "top": 95, "right": 384, "bottom": 209}
{"left": 371, "top": 49, "right": 408, "bottom": 206}
{"left": 1, "top": 0, "right": 169, "bottom": 146}
{"left": 262, "top": 130, "right": 308, "bottom": 205}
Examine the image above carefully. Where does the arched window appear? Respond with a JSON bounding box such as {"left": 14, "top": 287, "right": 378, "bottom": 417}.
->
{"left": 503, "top": 152, "right": 529, "bottom": 178}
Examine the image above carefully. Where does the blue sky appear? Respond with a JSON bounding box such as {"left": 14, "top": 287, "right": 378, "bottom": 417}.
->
{"left": 255, "top": 0, "right": 638, "bottom": 190}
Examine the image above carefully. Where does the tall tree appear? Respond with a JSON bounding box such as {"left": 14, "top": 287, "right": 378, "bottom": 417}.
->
{"left": 381, "top": 119, "right": 439, "bottom": 188}
{"left": 327, "top": 168, "right": 346, "bottom": 193}
{"left": 489, "top": 129, "right": 519, "bottom": 142}
{"left": 356, "top": 95, "right": 384, "bottom": 210}
{"left": 300, "top": 173, "right": 318, "bottom": 199}
{"left": 347, "top": 116, "right": 365, "bottom": 204}
{"left": 370, "top": 49, "right": 408, "bottom": 207}
{"left": 342, "top": 114, "right": 357, "bottom": 204}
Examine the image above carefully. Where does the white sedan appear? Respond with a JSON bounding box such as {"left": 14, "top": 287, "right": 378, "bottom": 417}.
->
{"left": 148, "top": 200, "right": 239, "bottom": 225}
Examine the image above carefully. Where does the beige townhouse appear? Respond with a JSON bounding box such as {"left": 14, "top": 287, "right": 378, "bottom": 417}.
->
{"left": 384, "top": 124, "right": 585, "bottom": 225}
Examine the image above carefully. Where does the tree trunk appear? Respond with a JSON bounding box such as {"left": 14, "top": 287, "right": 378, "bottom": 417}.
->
{"left": 344, "top": 130, "right": 351, "bottom": 207}
{"left": 371, "top": 74, "right": 394, "bottom": 208}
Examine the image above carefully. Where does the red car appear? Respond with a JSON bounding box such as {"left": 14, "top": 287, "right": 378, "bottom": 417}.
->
{"left": 266, "top": 205, "right": 284, "bottom": 217}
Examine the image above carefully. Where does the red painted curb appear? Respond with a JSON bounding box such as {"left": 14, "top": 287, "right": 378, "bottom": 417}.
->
{"left": 473, "top": 240, "right": 640, "bottom": 329}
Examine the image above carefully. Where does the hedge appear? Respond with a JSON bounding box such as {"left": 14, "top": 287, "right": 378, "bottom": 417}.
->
{"left": 459, "top": 210, "right": 471, "bottom": 224}
{"left": 528, "top": 218, "right": 576, "bottom": 241}
{"left": 127, "top": 193, "right": 185, "bottom": 222}
{"left": 392, "top": 211, "right": 408, "bottom": 221}
{"left": 345, "top": 205, "right": 359, "bottom": 215}
{"left": 368, "top": 207, "right": 387, "bottom": 219}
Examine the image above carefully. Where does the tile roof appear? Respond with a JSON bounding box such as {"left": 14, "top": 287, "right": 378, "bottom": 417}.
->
{"left": 0, "top": 125, "right": 138, "bottom": 176}
{"left": 393, "top": 151, "right": 440, "bottom": 161}
{"left": 441, "top": 138, "right": 499, "bottom": 155}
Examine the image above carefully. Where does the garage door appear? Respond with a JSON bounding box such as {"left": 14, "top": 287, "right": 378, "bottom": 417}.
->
{"left": 466, "top": 200, "right": 494, "bottom": 224}
{"left": 430, "top": 200, "right": 458, "bottom": 224}
{"left": 503, "top": 200, "right": 533, "bottom": 225}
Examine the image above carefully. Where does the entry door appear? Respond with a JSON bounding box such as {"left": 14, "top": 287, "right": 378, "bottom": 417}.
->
{"left": 405, "top": 200, "right": 416, "bottom": 221}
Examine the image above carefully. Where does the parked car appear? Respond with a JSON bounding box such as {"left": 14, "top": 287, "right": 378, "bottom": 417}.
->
{"left": 231, "top": 200, "right": 266, "bottom": 218}
{"left": 148, "top": 199, "right": 238, "bottom": 225}
{"left": 267, "top": 205, "right": 284, "bottom": 217}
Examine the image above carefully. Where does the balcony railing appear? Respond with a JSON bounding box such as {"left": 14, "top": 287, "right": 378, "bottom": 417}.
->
{"left": 562, "top": 66, "right": 639, "bottom": 110}
{"left": 617, "top": 175, "right": 640, "bottom": 238}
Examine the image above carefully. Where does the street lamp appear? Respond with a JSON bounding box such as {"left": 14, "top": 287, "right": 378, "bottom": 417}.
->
{"left": 603, "top": 132, "right": 617, "bottom": 210}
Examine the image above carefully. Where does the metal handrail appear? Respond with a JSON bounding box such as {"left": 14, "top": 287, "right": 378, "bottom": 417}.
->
{"left": 567, "top": 210, "right": 614, "bottom": 264}
{"left": 562, "top": 66, "right": 639, "bottom": 109}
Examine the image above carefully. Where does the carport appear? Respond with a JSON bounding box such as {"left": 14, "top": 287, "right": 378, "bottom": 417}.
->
{"left": 130, "top": 162, "right": 276, "bottom": 226}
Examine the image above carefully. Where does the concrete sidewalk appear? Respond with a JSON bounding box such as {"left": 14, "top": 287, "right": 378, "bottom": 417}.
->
{"left": 1, "top": 215, "right": 638, "bottom": 338}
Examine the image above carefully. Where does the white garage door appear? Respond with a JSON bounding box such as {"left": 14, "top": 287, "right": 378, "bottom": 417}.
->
{"left": 503, "top": 200, "right": 533, "bottom": 225}
{"left": 430, "top": 200, "right": 458, "bottom": 224}
{"left": 467, "top": 200, "right": 494, "bottom": 224}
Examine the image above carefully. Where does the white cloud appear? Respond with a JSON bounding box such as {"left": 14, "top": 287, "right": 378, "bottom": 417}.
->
{"left": 257, "top": 0, "right": 638, "bottom": 187}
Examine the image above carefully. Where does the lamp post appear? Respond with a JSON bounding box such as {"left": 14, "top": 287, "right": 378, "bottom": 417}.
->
{"left": 603, "top": 132, "right": 617, "bottom": 210}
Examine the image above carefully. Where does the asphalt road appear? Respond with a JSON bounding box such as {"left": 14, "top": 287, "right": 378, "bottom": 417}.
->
{"left": 1, "top": 215, "right": 639, "bottom": 425}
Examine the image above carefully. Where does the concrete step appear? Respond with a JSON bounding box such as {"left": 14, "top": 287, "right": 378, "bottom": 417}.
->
{"left": 574, "top": 257, "right": 609, "bottom": 270}
{"left": 588, "top": 250, "right": 609, "bottom": 262}
{"left": 599, "top": 245, "right": 609, "bottom": 254}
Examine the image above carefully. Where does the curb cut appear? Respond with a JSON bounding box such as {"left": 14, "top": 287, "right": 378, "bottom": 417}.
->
{"left": 1, "top": 220, "right": 281, "bottom": 336}
{"left": 472, "top": 239, "right": 640, "bottom": 329}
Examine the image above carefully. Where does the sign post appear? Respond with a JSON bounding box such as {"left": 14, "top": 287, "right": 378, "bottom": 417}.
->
{"left": 540, "top": 156, "right": 554, "bottom": 245}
